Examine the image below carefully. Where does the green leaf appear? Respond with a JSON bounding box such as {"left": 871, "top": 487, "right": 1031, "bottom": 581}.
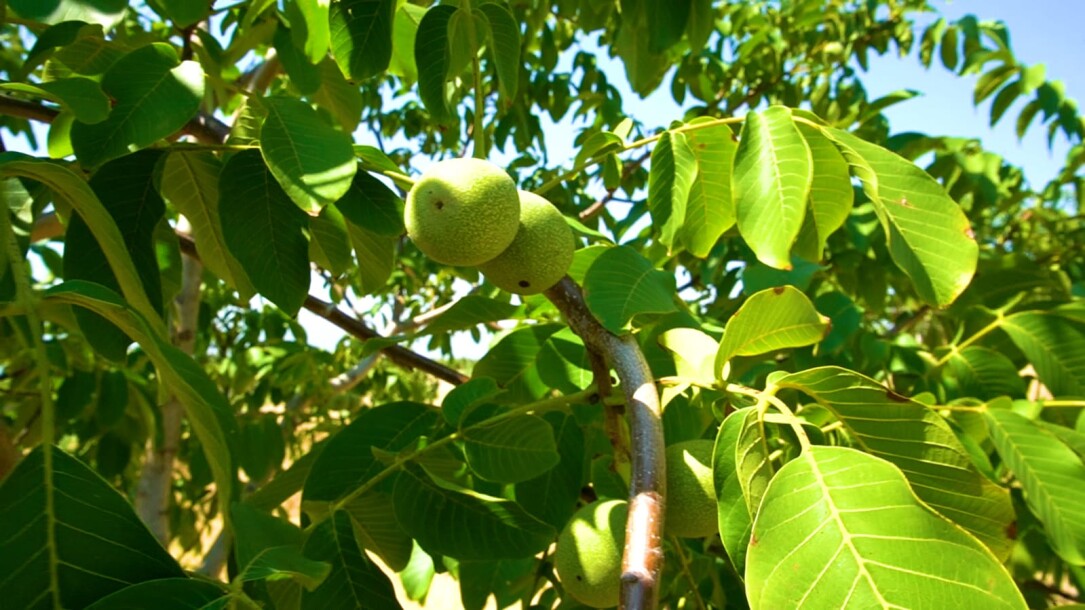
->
{"left": 713, "top": 408, "right": 755, "bottom": 573}
{"left": 945, "top": 346, "right": 1027, "bottom": 399}
{"left": 232, "top": 502, "right": 303, "bottom": 573}
{"left": 472, "top": 323, "right": 563, "bottom": 402}
{"left": 416, "top": 296, "right": 520, "bottom": 337}
{"left": 648, "top": 131, "right": 698, "bottom": 252}
{"left": 796, "top": 122, "right": 853, "bottom": 259}
{"left": 335, "top": 168, "right": 404, "bottom": 236}
{"left": 442, "top": 377, "right": 501, "bottom": 426}
{"left": 686, "top": 0, "right": 713, "bottom": 53}
{"left": 1001, "top": 311, "right": 1085, "bottom": 396}
{"left": 0, "top": 155, "right": 161, "bottom": 327}
{"left": 71, "top": 44, "right": 204, "bottom": 168}
{"left": 259, "top": 97, "right": 357, "bottom": 214}
{"left": 514, "top": 412, "right": 586, "bottom": 529}
{"left": 777, "top": 367, "right": 1016, "bottom": 560}
{"left": 312, "top": 58, "right": 364, "bottom": 131}
{"left": 582, "top": 245, "right": 677, "bottom": 334}
{"left": 0, "top": 78, "right": 109, "bottom": 124}
{"left": 9, "top": 0, "right": 127, "bottom": 28}
{"left": 302, "top": 511, "right": 400, "bottom": 609}
{"left": 476, "top": 2, "right": 521, "bottom": 101}
{"left": 735, "top": 407, "right": 775, "bottom": 518}
{"left": 716, "top": 286, "right": 828, "bottom": 372}
{"left": 219, "top": 150, "right": 311, "bottom": 315}
{"left": 646, "top": 0, "right": 690, "bottom": 52}
{"left": 745, "top": 446, "right": 1026, "bottom": 610}
{"left": 294, "top": 0, "right": 332, "bottom": 64}
{"left": 84, "top": 579, "right": 228, "bottom": 610}
{"left": 414, "top": 5, "right": 456, "bottom": 123}
{"left": 0, "top": 446, "right": 185, "bottom": 609}
{"left": 347, "top": 224, "right": 396, "bottom": 295}
{"left": 734, "top": 106, "right": 812, "bottom": 269}
{"left": 303, "top": 401, "right": 439, "bottom": 503}
{"left": 329, "top": 0, "right": 395, "bottom": 81}
{"left": 940, "top": 25, "right": 960, "bottom": 71}
{"left": 389, "top": 3, "right": 425, "bottom": 82}
{"left": 273, "top": 23, "right": 322, "bottom": 95}
{"left": 64, "top": 151, "right": 166, "bottom": 360}
{"left": 819, "top": 126, "right": 978, "bottom": 306}
{"left": 463, "top": 414, "right": 560, "bottom": 483}
{"left": 309, "top": 203, "right": 354, "bottom": 276}
{"left": 242, "top": 546, "right": 331, "bottom": 590}
{"left": 42, "top": 281, "right": 236, "bottom": 526}
{"left": 681, "top": 119, "right": 737, "bottom": 257}
{"left": 392, "top": 465, "right": 555, "bottom": 560}
{"left": 986, "top": 409, "right": 1085, "bottom": 565}
{"left": 160, "top": 152, "right": 253, "bottom": 296}
{"left": 658, "top": 327, "right": 718, "bottom": 386}
{"left": 343, "top": 491, "right": 413, "bottom": 572}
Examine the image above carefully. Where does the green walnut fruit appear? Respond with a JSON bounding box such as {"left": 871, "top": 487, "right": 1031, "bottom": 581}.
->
{"left": 555, "top": 499, "right": 627, "bottom": 608}
{"left": 478, "top": 190, "right": 574, "bottom": 294}
{"left": 665, "top": 440, "right": 718, "bottom": 538}
{"left": 404, "top": 158, "right": 520, "bottom": 266}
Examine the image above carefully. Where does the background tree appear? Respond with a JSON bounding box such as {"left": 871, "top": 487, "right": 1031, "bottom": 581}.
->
{"left": 1, "top": 0, "right": 1083, "bottom": 609}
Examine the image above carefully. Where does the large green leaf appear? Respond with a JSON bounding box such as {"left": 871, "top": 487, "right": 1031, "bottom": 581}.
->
{"left": 819, "top": 126, "right": 978, "bottom": 306}
{"left": 414, "top": 5, "right": 456, "bottom": 123}
{"left": 64, "top": 151, "right": 166, "bottom": 360}
{"left": 476, "top": 2, "right": 521, "bottom": 101}
{"left": 716, "top": 286, "right": 828, "bottom": 373}
{"left": 945, "top": 346, "right": 1026, "bottom": 400}
{"left": 312, "top": 58, "right": 363, "bottom": 131}
{"left": 733, "top": 106, "right": 812, "bottom": 269}
{"left": 0, "top": 79, "right": 109, "bottom": 124}
{"left": 335, "top": 167, "right": 404, "bottom": 236}
{"left": 648, "top": 130, "right": 698, "bottom": 252}
{"left": 347, "top": 224, "right": 396, "bottom": 295}
{"left": 986, "top": 409, "right": 1085, "bottom": 565}
{"left": 219, "top": 150, "right": 311, "bottom": 315}
{"left": 416, "top": 296, "right": 520, "bottom": 337}
{"left": 242, "top": 546, "right": 331, "bottom": 590}
{"left": 157, "top": 0, "right": 209, "bottom": 27}
{"left": 1001, "top": 311, "right": 1085, "bottom": 396}
{"left": 681, "top": 119, "right": 737, "bottom": 257}
{"left": 392, "top": 465, "right": 555, "bottom": 560}
{"left": 463, "top": 414, "right": 560, "bottom": 483}
{"left": 259, "top": 97, "right": 357, "bottom": 214}
{"left": 714, "top": 408, "right": 755, "bottom": 573}
{"left": 329, "top": 0, "right": 395, "bottom": 81}
{"left": 658, "top": 327, "right": 718, "bottom": 386}
{"left": 302, "top": 511, "right": 400, "bottom": 609}
{"left": 0, "top": 446, "right": 185, "bottom": 609}
{"left": 273, "top": 23, "right": 322, "bottom": 95}
{"left": 71, "top": 44, "right": 204, "bottom": 168}
{"left": 514, "top": 412, "right": 586, "bottom": 529}
{"left": 160, "top": 152, "right": 253, "bottom": 295}
{"left": 294, "top": 0, "right": 332, "bottom": 64}
{"left": 84, "top": 579, "right": 228, "bottom": 610}
{"left": 582, "top": 245, "right": 677, "bottom": 334}
{"left": 9, "top": 0, "right": 127, "bottom": 27}
{"left": 745, "top": 446, "right": 1026, "bottom": 610}
{"left": 42, "top": 281, "right": 236, "bottom": 523}
{"left": 343, "top": 491, "right": 413, "bottom": 572}
{"left": 308, "top": 203, "right": 353, "bottom": 276}
{"left": 303, "top": 401, "right": 439, "bottom": 503}
{"left": 777, "top": 367, "right": 1015, "bottom": 560}
{"left": 472, "top": 323, "right": 563, "bottom": 402}
{"left": 795, "top": 122, "right": 853, "bottom": 259}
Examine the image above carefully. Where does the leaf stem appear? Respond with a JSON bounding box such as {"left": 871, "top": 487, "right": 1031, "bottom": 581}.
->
{"left": 934, "top": 312, "right": 1005, "bottom": 367}
{"left": 669, "top": 537, "right": 708, "bottom": 610}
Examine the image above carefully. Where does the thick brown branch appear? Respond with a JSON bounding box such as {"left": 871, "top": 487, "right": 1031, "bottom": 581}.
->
{"left": 545, "top": 277, "right": 665, "bottom": 610}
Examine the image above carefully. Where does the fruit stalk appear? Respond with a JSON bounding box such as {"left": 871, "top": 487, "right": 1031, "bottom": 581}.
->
{"left": 544, "top": 277, "right": 666, "bottom": 610}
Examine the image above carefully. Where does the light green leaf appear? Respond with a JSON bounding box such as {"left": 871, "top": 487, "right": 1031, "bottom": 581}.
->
{"left": 735, "top": 407, "right": 775, "bottom": 517}
{"left": 312, "top": 58, "right": 364, "bottom": 131}
{"left": 0, "top": 446, "right": 185, "bottom": 609}
{"left": 160, "top": 152, "right": 253, "bottom": 296}
{"left": 658, "top": 327, "right": 718, "bottom": 386}
{"left": 0, "top": 78, "right": 109, "bottom": 124}
{"left": 392, "top": 465, "right": 555, "bottom": 560}
{"left": 9, "top": 0, "right": 127, "bottom": 28}
{"left": 242, "top": 546, "right": 331, "bottom": 591}
{"left": 681, "top": 119, "right": 736, "bottom": 257}
{"left": 220, "top": 150, "right": 311, "bottom": 315}
{"left": 414, "top": 5, "right": 456, "bottom": 123}
{"left": 819, "top": 125, "right": 978, "bottom": 306}
{"left": 716, "top": 286, "right": 828, "bottom": 373}
{"left": 1001, "top": 311, "right": 1085, "bottom": 396}
{"left": 329, "top": 0, "right": 395, "bottom": 80}
{"left": 777, "top": 367, "right": 1016, "bottom": 560}
{"left": 157, "top": 0, "right": 208, "bottom": 27}
{"left": 42, "top": 281, "right": 237, "bottom": 527}
{"left": 295, "top": 0, "right": 332, "bottom": 64}
{"left": 347, "top": 224, "right": 396, "bottom": 295}
{"left": 796, "top": 122, "right": 852, "bottom": 259}
{"left": 745, "top": 446, "right": 1026, "bottom": 610}
{"left": 986, "top": 409, "right": 1085, "bottom": 565}
{"left": 476, "top": 2, "right": 521, "bottom": 101}
{"left": 71, "top": 44, "right": 204, "bottom": 168}
{"left": 734, "top": 106, "right": 812, "bottom": 269}
{"left": 343, "top": 491, "right": 413, "bottom": 572}
{"left": 303, "top": 401, "right": 438, "bottom": 503}
{"left": 583, "top": 245, "right": 677, "bottom": 334}
{"left": 273, "top": 23, "right": 322, "bottom": 94}
{"left": 463, "top": 414, "right": 560, "bottom": 483}
{"left": 308, "top": 203, "right": 353, "bottom": 276}
{"left": 945, "top": 346, "right": 1026, "bottom": 399}
{"left": 714, "top": 408, "right": 755, "bottom": 573}
{"left": 302, "top": 511, "right": 400, "bottom": 609}
{"left": 259, "top": 97, "right": 357, "bottom": 214}
{"left": 416, "top": 296, "right": 520, "bottom": 337}
{"left": 84, "top": 579, "right": 228, "bottom": 610}
{"left": 389, "top": 3, "right": 425, "bottom": 82}
{"left": 648, "top": 131, "right": 698, "bottom": 252}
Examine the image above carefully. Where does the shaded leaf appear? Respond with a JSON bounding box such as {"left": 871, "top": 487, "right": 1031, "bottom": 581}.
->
{"left": 347, "top": 224, "right": 396, "bottom": 295}
{"left": 343, "top": 491, "right": 413, "bottom": 572}
{"left": 416, "top": 296, "right": 520, "bottom": 337}
{"left": 294, "top": 0, "right": 332, "bottom": 64}
{"left": 302, "top": 511, "right": 400, "bottom": 609}
{"left": 242, "top": 546, "right": 331, "bottom": 590}
{"left": 84, "top": 578, "right": 227, "bottom": 610}
{"left": 583, "top": 245, "right": 677, "bottom": 334}
{"left": 0, "top": 78, "right": 109, "bottom": 124}
{"left": 463, "top": 414, "right": 559, "bottom": 483}
{"left": 330, "top": 0, "right": 395, "bottom": 81}
{"left": 1001, "top": 311, "right": 1085, "bottom": 396}
{"left": 514, "top": 412, "right": 586, "bottom": 529}
{"left": 414, "top": 5, "right": 456, "bottom": 123}
{"left": 476, "top": 3, "right": 521, "bottom": 101}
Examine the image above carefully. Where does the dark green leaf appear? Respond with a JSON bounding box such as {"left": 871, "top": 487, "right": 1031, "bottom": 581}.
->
{"left": 308, "top": 203, "right": 354, "bottom": 276}
{"left": 312, "top": 58, "right": 364, "bottom": 131}
{"left": 343, "top": 491, "right": 413, "bottom": 572}
{"left": 583, "top": 245, "right": 677, "bottom": 334}
{"left": 463, "top": 414, "right": 560, "bottom": 483}
{"left": 347, "top": 224, "right": 396, "bottom": 295}
{"left": 414, "top": 5, "right": 456, "bottom": 123}
{"left": 472, "top": 323, "right": 562, "bottom": 401}
{"left": 476, "top": 2, "right": 521, "bottom": 101}
{"left": 329, "top": 0, "right": 396, "bottom": 81}
{"left": 242, "top": 546, "right": 331, "bottom": 590}
{"left": 0, "top": 78, "right": 109, "bottom": 124}
{"left": 9, "top": 0, "right": 127, "bottom": 27}
{"left": 417, "top": 296, "right": 520, "bottom": 337}
{"left": 274, "top": 23, "right": 322, "bottom": 95}
{"left": 646, "top": 0, "right": 690, "bottom": 52}
{"left": 84, "top": 579, "right": 228, "bottom": 610}
{"left": 158, "top": 0, "right": 209, "bottom": 27}
{"left": 302, "top": 511, "right": 400, "bottom": 609}
{"left": 335, "top": 168, "right": 405, "bottom": 236}
{"left": 514, "top": 412, "right": 586, "bottom": 529}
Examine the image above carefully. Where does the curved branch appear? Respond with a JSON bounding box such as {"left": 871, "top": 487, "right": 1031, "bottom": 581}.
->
{"left": 544, "top": 277, "right": 665, "bottom": 610}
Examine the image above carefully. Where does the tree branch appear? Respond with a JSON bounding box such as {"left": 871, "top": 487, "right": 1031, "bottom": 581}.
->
{"left": 544, "top": 277, "right": 665, "bottom": 610}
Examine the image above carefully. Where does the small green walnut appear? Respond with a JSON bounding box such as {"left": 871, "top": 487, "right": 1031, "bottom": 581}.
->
{"left": 404, "top": 158, "right": 520, "bottom": 266}
{"left": 555, "top": 499, "right": 627, "bottom": 608}
{"left": 664, "top": 439, "right": 718, "bottom": 538}
{"left": 478, "top": 190, "right": 575, "bottom": 294}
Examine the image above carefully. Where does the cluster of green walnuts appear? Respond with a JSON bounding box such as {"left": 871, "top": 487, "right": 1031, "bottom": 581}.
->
{"left": 404, "top": 158, "right": 575, "bottom": 295}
